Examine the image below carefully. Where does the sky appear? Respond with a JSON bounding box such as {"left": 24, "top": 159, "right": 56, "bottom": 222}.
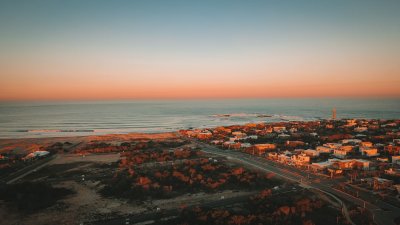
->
{"left": 0, "top": 0, "right": 400, "bottom": 100}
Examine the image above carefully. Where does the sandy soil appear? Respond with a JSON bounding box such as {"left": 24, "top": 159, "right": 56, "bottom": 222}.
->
{"left": 0, "top": 180, "right": 253, "bottom": 225}
{"left": 0, "top": 132, "right": 179, "bottom": 155}
{"left": 0, "top": 180, "right": 147, "bottom": 225}
{"left": 50, "top": 153, "right": 121, "bottom": 165}
{"left": 151, "top": 190, "right": 255, "bottom": 210}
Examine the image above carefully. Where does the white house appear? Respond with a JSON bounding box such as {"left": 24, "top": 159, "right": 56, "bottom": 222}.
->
{"left": 25, "top": 151, "right": 50, "bottom": 160}
{"left": 354, "top": 127, "right": 368, "bottom": 133}
{"left": 247, "top": 135, "right": 258, "bottom": 139}
{"left": 278, "top": 133, "right": 290, "bottom": 139}
{"left": 240, "top": 143, "right": 252, "bottom": 148}
{"left": 341, "top": 139, "right": 362, "bottom": 145}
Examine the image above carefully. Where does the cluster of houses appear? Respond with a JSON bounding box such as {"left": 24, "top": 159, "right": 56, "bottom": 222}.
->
{"left": 181, "top": 118, "right": 400, "bottom": 193}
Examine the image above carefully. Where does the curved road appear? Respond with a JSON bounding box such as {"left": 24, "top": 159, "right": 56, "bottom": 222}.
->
{"left": 194, "top": 140, "right": 400, "bottom": 225}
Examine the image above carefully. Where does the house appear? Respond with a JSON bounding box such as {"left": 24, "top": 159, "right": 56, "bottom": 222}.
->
{"left": 214, "top": 127, "right": 232, "bottom": 134}
{"left": 244, "top": 123, "right": 257, "bottom": 128}
{"left": 223, "top": 141, "right": 241, "bottom": 149}
{"left": 278, "top": 133, "right": 290, "bottom": 139}
{"left": 331, "top": 159, "right": 371, "bottom": 170}
{"left": 291, "top": 154, "right": 310, "bottom": 166}
{"left": 372, "top": 177, "right": 393, "bottom": 191}
{"left": 382, "top": 122, "right": 397, "bottom": 127}
{"left": 240, "top": 143, "right": 252, "bottom": 148}
{"left": 334, "top": 150, "right": 347, "bottom": 159}
{"left": 353, "top": 159, "right": 371, "bottom": 170}
{"left": 286, "top": 140, "right": 305, "bottom": 148}
{"left": 183, "top": 130, "right": 196, "bottom": 137}
{"left": 263, "top": 127, "right": 273, "bottom": 133}
{"left": 311, "top": 161, "right": 333, "bottom": 171}
{"left": 232, "top": 131, "right": 246, "bottom": 138}
{"left": 316, "top": 146, "right": 332, "bottom": 153}
{"left": 392, "top": 155, "right": 400, "bottom": 165}
{"left": 210, "top": 140, "right": 224, "bottom": 145}
{"left": 24, "top": 151, "right": 50, "bottom": 160}
{"left": 385, "top": 168, "right": 400, "bottom": 177}
{"left": 377, "top": 157, "right": 389, "bottom": 162}
{"left": 340, "top": 145, "right": 354, "bottom": 151}
{"left": 278, "top": 154, "right": 291, "bottom": 164}
{"left": 323, "top": 143, "right": 342, "bottom": 149}
{"left": 333, "top": 148, "right": 351, "bottom": 159}
{"left": 360, "top": 147, "right": 379, "bottom": 157}
{"left": 267, "top": 152, "right": 278, "bottom": 160}
{"left": 254, "top": 143, "right": 276, "bottom": 151}
{"left": 345, "top": 119, "right": 357, "bottom": 127}
{"left": 303, "top": 149, "right": 320, "bottom": 158}
{"left": 354, "top": 127, "right": 368, "bottom": 133}
{"left": 326, "top": 124, "right": 334, "bottom": 129}
{"left": 368, "top": 124, "right": 380, "bottom": 130}
{"left": 197, "top": 131, "right": 213, "bottom": 140}
{"left": 273, "top": 126, "right": 286, "bottom": 133}
{"left": 327, "top": 168, "right": 343, "bottom": 176}
{"left": 355, "top": 134, "right": 367, "bottom": 138}
{"left": 393, "top": 184, "right": 400, "bottom": 194}
{"left": 341, "top": 139, "right": 362, "bottom": 145}
{"left": 333, "top": 159, "right": 355, "bottom": 170}
{"left": 251, "top": 143, "right": 276, "bottom": 155}
{"left": 360, "top": 142, "right": 373, "bottom": 148}
{"left": 229, "top": 137, "right": 239, "bottom": 142}
{"left": 385, "top": 145, "right": 400, "bottom": 155}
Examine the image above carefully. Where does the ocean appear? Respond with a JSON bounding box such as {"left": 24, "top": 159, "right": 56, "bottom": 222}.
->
{"left": 0, "top": 98, "right": 399, "bottom": 139}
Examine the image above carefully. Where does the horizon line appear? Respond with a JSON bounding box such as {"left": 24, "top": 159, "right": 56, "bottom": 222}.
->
{"left": 1, "top": 96, "right": 400, "bottom": 103}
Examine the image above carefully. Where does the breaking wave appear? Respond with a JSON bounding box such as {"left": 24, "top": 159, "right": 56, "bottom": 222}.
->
{"left": 212, "top": 113, "right": 272, "bottom": 118}
{"left": 18, "top": 129, "right": 95, "bottom": 133}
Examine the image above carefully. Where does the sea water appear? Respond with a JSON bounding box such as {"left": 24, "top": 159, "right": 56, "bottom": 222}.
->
{"left": 0, "top": 98, "right": 399, "bottom": 139}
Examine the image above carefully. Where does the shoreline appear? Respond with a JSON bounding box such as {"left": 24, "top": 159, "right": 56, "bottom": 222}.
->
{"left": 0, "top": 132, "right": 179, "bottom": 155}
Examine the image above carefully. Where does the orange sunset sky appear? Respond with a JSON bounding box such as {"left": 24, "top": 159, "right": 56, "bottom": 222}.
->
{"left": 1, "top": 0, "right": 400, "bottom": 100}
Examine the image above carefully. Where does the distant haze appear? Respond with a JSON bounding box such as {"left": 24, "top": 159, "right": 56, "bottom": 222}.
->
{"left": 1, "top": 0, "right": 400, "bottom": 100}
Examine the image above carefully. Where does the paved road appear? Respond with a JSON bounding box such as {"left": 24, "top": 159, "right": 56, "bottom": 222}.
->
{"left": 194, "top": 140, "right": 400, "bottom": 225}
{"left": 3, "top": 142, "right": 83, "bottom": 184}
{"left": 5, "top": 154, "right": 58, "bottom": 184}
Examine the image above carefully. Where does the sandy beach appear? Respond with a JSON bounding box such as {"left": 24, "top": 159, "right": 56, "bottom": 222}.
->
{"left": 0, "top": 132, "right": 179, "bottom": 155}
